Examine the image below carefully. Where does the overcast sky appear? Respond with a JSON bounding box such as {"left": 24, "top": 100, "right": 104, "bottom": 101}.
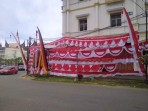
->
{"left": 0, "top": 0, "right": 62, "bottom": 46}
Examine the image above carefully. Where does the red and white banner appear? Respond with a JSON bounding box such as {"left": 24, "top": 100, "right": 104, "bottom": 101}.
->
{"left": 122, "top": 8, "right": 144, "bottom": 73}
{"left": 47, "top": 46, "right": 133, "bottom": 59}
{"left": 46, "top": 32, "right": 140, "bottom": 49}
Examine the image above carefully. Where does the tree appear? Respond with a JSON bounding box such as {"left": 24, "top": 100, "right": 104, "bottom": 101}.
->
{"left": 0, "top": 58, "right": 3, "bottom": 65}
{"left": 9, "top": 58, "right": 14, "bottom": 65}
{"left": 17, "top": 57, "right": 23, "bottom": 64}
{"left": 5, "top": 59, "right": 9, "bottom": 65}
{"left": 0, "top": 58, "right": 2, "bottom": 63}
{"left": 14, "top": 58, "right": 18, "bottom": 65}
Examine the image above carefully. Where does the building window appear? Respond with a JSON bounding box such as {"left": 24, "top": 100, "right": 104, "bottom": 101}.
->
{"left": 110, "top": 12, "right": 121, "bottom": 27}
{"left": 79, "top": 18, "right": 87, "bottom": 31}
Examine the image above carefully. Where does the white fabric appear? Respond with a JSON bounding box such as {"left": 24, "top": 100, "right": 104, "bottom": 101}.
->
{"left": 104, "top": 64, "right": 117, "bottom": 72}
{"left": 50, "top": 71, "right": 143, "bottom": 77}
{"left": 49, "top": 36, "right": 130, "bottom": 49}
{"left": 48, "top": 58, "right": 134, "bottom": 65}
{"left": 49, "top": 47, "right": 133, "bottom": 58}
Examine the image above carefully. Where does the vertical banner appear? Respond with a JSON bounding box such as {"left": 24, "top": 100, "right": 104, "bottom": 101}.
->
{"left": 11, "top": 32, "right": 27, "bottom": 69}
{"left": 122, "top": 8, "right": 144, "bottom": 74}
{"left": 37, "top": 28, "right": 48, "bottom": 74}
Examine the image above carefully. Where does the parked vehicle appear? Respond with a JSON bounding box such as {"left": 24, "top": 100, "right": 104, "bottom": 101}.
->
{"left": 0, "top": 66, "right": 18, "bottom": 75}
{"left": 18, "top": 65, "right": 25, "bottom": 71}
{"left": 0, "top": 65, "right": 7, "bottom": 69}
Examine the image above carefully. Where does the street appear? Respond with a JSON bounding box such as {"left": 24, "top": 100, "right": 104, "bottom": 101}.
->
{"left": 0, "top": 72, "right": 148, "bottom": 111}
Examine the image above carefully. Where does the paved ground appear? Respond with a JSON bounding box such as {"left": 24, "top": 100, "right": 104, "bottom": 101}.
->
{"left": 0, "top": 72, "right": 148, "bottom": 111}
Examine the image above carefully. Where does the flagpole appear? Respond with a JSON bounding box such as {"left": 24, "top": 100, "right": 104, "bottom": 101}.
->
{"left": 146, "top": 0, "right": 148, "bottom": 41}
{"left": 26, "top": 39, "right": 29, "bottom": 75}
{"left": 145, "top": 0, "right": 148, "bottom": 83}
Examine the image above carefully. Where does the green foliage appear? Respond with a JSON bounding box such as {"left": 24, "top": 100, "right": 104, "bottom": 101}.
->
{"left": 0, "top": 57, "right": 22, "bottom": 65}
{"left": 0, "top": 57, "right": 3, "bottom": 61}
{"left": 139, "top": 54, "right": 148, "bottom": 65}
{"left": 28, "top": 75, "right": 148, "bottom": 89}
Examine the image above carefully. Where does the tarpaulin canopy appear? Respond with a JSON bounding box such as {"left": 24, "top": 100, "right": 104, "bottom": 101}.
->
{"left": 28, "top": 32, "right": 144, "bottom": 77}
{"left": 27, "top": 8, "right": 147, "bottom": 77}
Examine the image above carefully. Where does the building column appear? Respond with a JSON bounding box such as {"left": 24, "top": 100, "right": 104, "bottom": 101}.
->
{"left": 66, "top": 0, "right": 70, "bottom": 33}
{"left": 62, "top": 12, "right": 66, "bottom": 36}
{"left": 95, "top": 4, "right": 99, "bottom": 29}
{"left": 133, "top": 0, "right": 137, "bottom": 20}
{"left": 66, "top": 11, "right": 69, "bottom": 32}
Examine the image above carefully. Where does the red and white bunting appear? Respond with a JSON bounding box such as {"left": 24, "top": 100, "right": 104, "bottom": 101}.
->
{"left": 48, "top": 46, "right": 134, "bottom": 58}
{"left": 44, "top": 33, "right": 135, "bottom": 49}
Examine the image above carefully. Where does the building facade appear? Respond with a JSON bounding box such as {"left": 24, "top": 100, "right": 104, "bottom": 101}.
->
{"left": 0, "top": 41, "right": 27, "bottom": 59}
{"left": 62, "top": 0, "right": 147, "bottom": 41}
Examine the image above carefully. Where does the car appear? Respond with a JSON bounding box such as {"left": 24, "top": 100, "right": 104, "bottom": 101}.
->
{"left": 0, "top": 65, "right": 7, "bottom": 69}
{"left": 18, "top": 65, "right": 25, "bottom": 71}
{"left": 0, "top": 66, "right": 18, "bottom": 75}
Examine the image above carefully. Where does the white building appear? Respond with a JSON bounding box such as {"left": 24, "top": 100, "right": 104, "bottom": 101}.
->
{"left": 62, "top": 0, "right": 147, "bottom": 41}
{"left": 4, "top": 48, "right": 25, "bottom": 59}
{"left": 0, "top": 42, "right": 27, "bottom": 59}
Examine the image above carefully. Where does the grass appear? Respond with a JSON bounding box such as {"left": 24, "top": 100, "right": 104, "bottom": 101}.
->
{"left": 28, "top": 74, "right": 148, "bottom": 89}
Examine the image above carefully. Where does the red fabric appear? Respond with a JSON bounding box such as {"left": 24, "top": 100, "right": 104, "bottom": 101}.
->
{"left": 122, "top": 37, "right": 128, "bottom": 42}
{"left": 94, "top": 49, "right": 106, "bottom": 56}
{"left": 43, "top": 32, "right": 138, "bottom": 49}
{"left": 81, "top": 50, "right": 92, "bottom": 57}
{"left": 110, "top": 47, "right": 122, "bottom": 55}
{"left": 59, "top": 50, "right": 67, "bottom": 57}
{"left": 52, "top": 64, "right": 56, "bottom": 70}
{"left": 125, "top": 45, "right": 133, "bottom": 53}
{"left": 91, "top": 65, "right": 100, "bottom": 72}
{"left": 70, "top": 64, "right": 76, "bottom": 71}
{"left": 63, "top": 64, "right": 69, "bottom": 70}
{"left": 122, "top": 8, "right": 144, "bottom": 73}
{"left": 56, "top": 64, "right": 62, "bottom": 70}
{"left": 78, "top": 65, "right": 83, "bottom": 72}
{"left": 99, "top": 41, "right": 105, "bottom": 45}
{"left": 28, "top": 26, "right": 143, "bottom": 76}
{"left": 37, "top": 28, "right": 48, "bottom": 73}
{"left": 84, "top": 65, "right": 91, "bottom": 72}
{"left": 114, "top": 39, "right": 120, "bottom": 44}
{"left": 49, "top": 53, "right": 133, "bottom": 62}
{"left": 49, "top": 52, "right": 56, "bottom": 57}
